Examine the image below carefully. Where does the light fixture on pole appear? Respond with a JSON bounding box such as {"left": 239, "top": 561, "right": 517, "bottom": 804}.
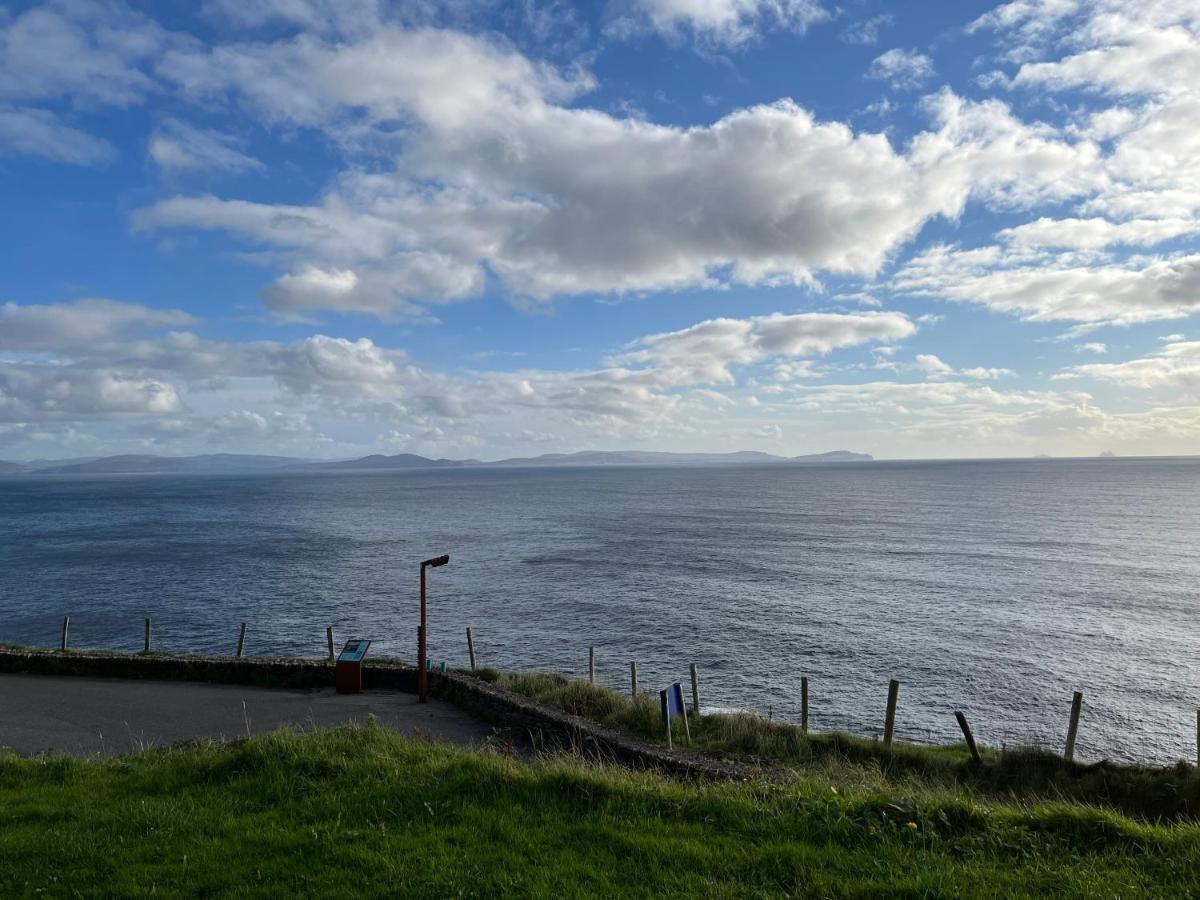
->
{"left": 418, "top": 554, "right": 450, "bottom": 703}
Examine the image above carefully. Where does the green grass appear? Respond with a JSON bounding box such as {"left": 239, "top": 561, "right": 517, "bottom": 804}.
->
{"left": 1, "top": 724, "right": 1197, "bottom": 898}
{"left": 473, "top": 670, "right": 1200, "bottom": 822}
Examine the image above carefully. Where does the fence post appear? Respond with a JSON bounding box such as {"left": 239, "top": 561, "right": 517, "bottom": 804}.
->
{"left": 689, "top": 663, "right": 700, "bottom": 716}
{"left": 883, "top": 679, "right": 900, "bottom": 748}
{"left": 1065, "top": 691, "right": 1083, "bottom": 762}
{"left": 144, "top": 617, "right": 151, "bottom": 653}
{"left": 466, "top": 627, "right": 477, "bottom": 671}
{"left": 955, "top": 711, "right": 982, "bottom": 765}
{"left": 60, "top": 616, "right": 70, "bottom": 651}
{"left": 327, "top": 627, "right": 335, "bottom": 662}
{"left": 630, "top": 661, "right": 638, "bottom": 697}
{"left": 236, "top": 623, "right": 247, "bottom": 659}
{"left": 588, "top": 646, "right": 595, "bottom": 684}
{"left": 801, "top": 676, "right": 809, "bottom": 735}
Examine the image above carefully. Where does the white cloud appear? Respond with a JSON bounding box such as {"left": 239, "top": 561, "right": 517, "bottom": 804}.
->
{"left": 141, "top": 31, "right": 1108, "bottom": 317}
{"left": 998, "top": 216, "right": 1198, "bottom": 251}
{"left": 0, "top": 1, "right": 173, "bottom": 107}
{"left": 0, "top": 299, "right": 195, "bottom": 351}
{"left": 1063, "top": 340, "right": 1200, "bottom": 389}
{"left": 607, "top": 0, "right": 828, "bottom": 47}
{"left": 618, "top": 311, "right": 916, "bottom": 384}
{"left": 840, "top": 13, "right": 893, "bottom": 45}
{"left": 0, "top": 365, "right": 181, "bottom": 422}
{"left": 914, "top": 353, "right": 1013, "bottom": 379}
{"left": 915, "top": 353, "right": 954, "bottom": 376}
{"left": 960, "top": 366, "right": 1016, "bottom": 379}
{"left": 893, "top": 244, "right": 1200, "bottom": 325}
{"left": 148, "top": 119, "right": 262, "bottom": 173}
{"left": 0, "top": 105, "right": 117, "bottom": 165}
{"left": 1077, "top": 342, "right": 1107, "bottom": 354}
{"left": 866, "top": 48, "right": 935, "bottom": 91}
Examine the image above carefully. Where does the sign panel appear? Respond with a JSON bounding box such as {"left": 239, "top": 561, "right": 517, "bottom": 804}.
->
{"left": 660, "top": 682, "right": 685, "bottom": 724}
{"left": 338, "top": 639, "right": 371, "bottom": 663}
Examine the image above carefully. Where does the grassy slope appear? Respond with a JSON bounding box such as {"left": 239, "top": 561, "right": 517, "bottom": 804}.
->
{"left": 1, "top": 725, "right": 1198, "bottom": 898}
{"left": 477, "top": 670, "right": 1200, "bottom": 822}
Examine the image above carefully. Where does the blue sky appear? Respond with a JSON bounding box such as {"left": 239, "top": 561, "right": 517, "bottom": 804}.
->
{"left": 2, "top": 0, "right": 1199, "bottom": 460}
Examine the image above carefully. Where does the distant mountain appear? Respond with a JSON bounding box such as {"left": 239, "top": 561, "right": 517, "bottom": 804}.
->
{"left": 7, "top": 448, "right": 872, "bottom": 476}
{"left": 291, "top": 453, "right": 469, "bottom": 471}
{"left": 485, "top": 450, "right": 872, "bottom": 467}
{"left": 29, "top": 454, "right": 305, "bottom": 475}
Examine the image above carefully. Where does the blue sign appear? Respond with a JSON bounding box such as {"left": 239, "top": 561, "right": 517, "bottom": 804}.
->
{"left": 338, "top": 639, "right": 371, "bottom": 663}
{"left": 660, "top": 682, "right": 686, "bottom": 725}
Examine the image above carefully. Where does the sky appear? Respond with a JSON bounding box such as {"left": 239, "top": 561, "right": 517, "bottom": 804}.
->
{"left": 1, "top": 0, "right": 1199, "bottom": 461}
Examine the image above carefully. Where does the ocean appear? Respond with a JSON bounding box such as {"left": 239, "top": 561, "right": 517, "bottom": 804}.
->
{"left": 2, "top": 458, "right": 1197, "bottom": 765}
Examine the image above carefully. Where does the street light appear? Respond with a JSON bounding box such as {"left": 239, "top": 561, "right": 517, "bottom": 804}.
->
{"left": 418, "top": 554, "right": 450, "bottom": 703}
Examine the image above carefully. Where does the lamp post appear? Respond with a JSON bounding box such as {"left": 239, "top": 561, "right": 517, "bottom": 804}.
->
{"left": 418, "top": 554, "right": 450, "bottom": 703}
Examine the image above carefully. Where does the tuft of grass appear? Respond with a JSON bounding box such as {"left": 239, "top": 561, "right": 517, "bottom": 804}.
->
{"left": 0, "top": 724, "right": 1197, "bottom": 897}
{"left": 484, "top": 670, "right": 1200, "bottom": 822}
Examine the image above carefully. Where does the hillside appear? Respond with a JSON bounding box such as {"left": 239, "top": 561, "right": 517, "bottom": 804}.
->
{"left": 0, "top": 724, "right": 1193, "bottom": 896}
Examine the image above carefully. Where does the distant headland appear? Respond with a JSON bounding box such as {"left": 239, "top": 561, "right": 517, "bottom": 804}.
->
{"left": 0, "top": 449, "right": 873, "bottom": 476}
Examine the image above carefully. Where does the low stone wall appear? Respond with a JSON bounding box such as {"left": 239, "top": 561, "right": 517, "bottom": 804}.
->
{"left": 0, "top": 649, "right": 745, "bottom": 780}
{"left": 0, "top": 647, "right": 390, "bottom": 689}
{"left": 431, "top": 672, "right": 750, "bottom": 780}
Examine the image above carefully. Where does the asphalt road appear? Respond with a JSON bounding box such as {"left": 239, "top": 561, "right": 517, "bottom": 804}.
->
{"left": 0, "top": 673, "right": 501, "bottom": 757}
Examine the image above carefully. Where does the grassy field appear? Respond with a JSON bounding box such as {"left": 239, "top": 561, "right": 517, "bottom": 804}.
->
{"left": 474, "top": 669, "right": 1200, "bottom": 822}
{"left": 1, "top": 723, "right": 1197, "bottom": 898}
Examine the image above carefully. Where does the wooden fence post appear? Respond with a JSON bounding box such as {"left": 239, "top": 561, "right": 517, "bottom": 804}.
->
{"left": 588, "top": 646, "right": 595, "bottom": 684}
{"left": 60, "top": 616, "right": 70, "bottom": 651}
{"left": 1065, "top": 691, "right": 1083, "bottom": 762}
{"left": 144, "top": 617, "right": 151, "bottom": 653}
{"left": 236, "top": 623, "right": 247, "bottom": 659}
{"left": 466, "top": 627, "right": 476, "bottom": 671}
{"left": 1195, "top": 709, "right": 1199, "bottom": 768}
{"left": 630, "top": 661, "right": 638, "bottom": 697}
{"left": 955, "top": 711, "right": 982, "bottom": 765}
{"left": 326, "top": 627, "right": 335, "bottom": 662}
{"left": 801, "top": 676, "right": 809, "bottom": 736}
{"left": 883, "top": 679, "right": 900, "bottom": 748}
{"left": 689, "top": 663, "right": 700, "bottom": 716}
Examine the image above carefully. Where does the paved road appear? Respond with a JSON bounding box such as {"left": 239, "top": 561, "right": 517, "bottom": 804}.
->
{"left": 0, "top": 674, "right": 501, "bottom": 757}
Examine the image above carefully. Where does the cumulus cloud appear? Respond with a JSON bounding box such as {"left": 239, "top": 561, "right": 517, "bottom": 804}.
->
{"left": 139, "top": 30, "right": 1104, "bottom": 317}
{"left": 0, "top": 299, "right": 195, "bottom": 351}
{"left": 607, "top": 0, "right": 829, "bottom": 47}
{"left": 866, "top": 48, "right": 935, "bottom": 91}
{"left": 618, "top": 311, "right": 916, "bottom": 384}
{"left": 0, "top": 366, "right": 181, "bottom": 422}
